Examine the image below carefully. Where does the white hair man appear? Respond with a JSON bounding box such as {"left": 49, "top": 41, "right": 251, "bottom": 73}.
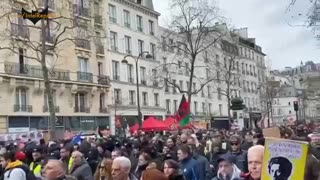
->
{"left": 246, "top": 145, "right": 264, "bottom": 180}
{"left": 112, "top": 156, "right": 137, "bottom": 180}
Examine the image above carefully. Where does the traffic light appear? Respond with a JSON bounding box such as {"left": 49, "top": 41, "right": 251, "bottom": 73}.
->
{"left": 293, "top": 101, "right": 299, "bottom": 111}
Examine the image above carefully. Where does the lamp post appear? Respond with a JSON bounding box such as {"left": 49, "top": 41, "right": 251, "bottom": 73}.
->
{"left": 122, "top": 51, "right": 153, "bottom": 127}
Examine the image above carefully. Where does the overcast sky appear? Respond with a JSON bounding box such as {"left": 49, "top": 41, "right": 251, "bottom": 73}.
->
{"left": 153, "top": 0, "right": 320, "bottom": 70}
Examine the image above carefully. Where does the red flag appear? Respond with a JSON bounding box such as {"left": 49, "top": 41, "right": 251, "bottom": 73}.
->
{"left": 115, "top": 115, "right": 121, "bottom": 128}
{"left": 175, "top": 95, "right": 190, "bottom": 121}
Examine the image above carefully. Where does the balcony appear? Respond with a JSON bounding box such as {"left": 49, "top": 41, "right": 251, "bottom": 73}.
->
{"left": 96, "top": 44, "right": 104, "bottom": 55}
{"left": 77, "top": 71, "right": 93, "bottom": 82}
{"left": 74, "top": 106, "right": 90, "bottom": 113}
{"left": 94, "top": 15, "right": 102, "bottom": 25}
{"left": 153, "top": 81, "right": 159, "bottom": 87}
{"left": 75, "top": 39, "right": 91, "bottom": 50}
{"left": 137, "top": 27, "right": 143, "bottom": 32}
{"left": 141, "top": 80, "right": 147, "bottom": 85}
{"left": 11, "top": 23, "right": 29, "bottom": 39}
{"left": 4, "top": 62, "right": 70, "bottom": 81}
{"left": 109, "top": 17, "right": 117, "bottom": 23}
{"left": 73, "top": 5, "right": 90, "bottom": 18}
{"left": 43, "top": 106, "right": 60, "bottom": 113}
{"left": 99, "top": 107, "right": 108, "bottom": 113}
{"left": 97, "top": 75, "right": 110, "bottom": 85}
{"left": 113, "top": 75, "right": 120, "bottom": 81}
{"left": 129, "top": 101, "right": 136, "bottom": 105}
{"left": 39, "top": 0, "right": 55, "bottom": 10}
{"left": 128, "top": 77, "right": 134, "bottom": 83}
{"left": 126, "top": 50, "right": 132, "bottom": 55}
{"left": 111, "top": 46, "right": 118, "bottom": 52}
{"left": 124, "top": 23, "right": 131, "bottom": 28}
{"left": 14, "top": 105, "right": 32, "bottom": 112}
{"left": 40, "top": 33, "right": 56, "bottom": 44}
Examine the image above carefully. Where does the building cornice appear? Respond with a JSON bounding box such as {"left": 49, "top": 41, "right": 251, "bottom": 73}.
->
{"left": 112, "top": 0, "right": 160, "bottom": 18}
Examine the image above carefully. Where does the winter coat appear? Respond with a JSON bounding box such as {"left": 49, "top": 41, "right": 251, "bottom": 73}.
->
{"left": 212, "top": 164, "right": 242, "bottom": 180}
{"left": 169, "top": 173, "right": 185, "bottom": 180}
{"left": 180, "top": 157, "right": 200, "bottom": 180}
{"left": 69, "top": 160, "right": 93, "bottom": 180}
{"left": 193, "top": 153, "right": 213, "bottom": 180}
{"left": 2, "top": 160, "right": 26, "bottom": 180}
{"left": 304, "top": 154, "right": 320, "bottom": 180}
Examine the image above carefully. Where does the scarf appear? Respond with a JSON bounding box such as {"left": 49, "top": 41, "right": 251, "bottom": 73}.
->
{"left": 5, "top": 160, "right": 23, "bottom": 170}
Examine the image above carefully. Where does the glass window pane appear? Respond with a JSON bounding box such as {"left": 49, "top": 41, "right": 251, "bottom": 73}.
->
{"left": 96, "top": 117, "right": 110, "bottom": 129}
{"left": 65, "top": 117, "right": 80, "bottom": 131}
{"left": 8, "top": 117, "right": 29, "bottom": 128}
{"left": 80, "top": 117, "right": 95, "bottom": 131}
{"left": 30, "top": 117, "right": 48, "bottom": 131}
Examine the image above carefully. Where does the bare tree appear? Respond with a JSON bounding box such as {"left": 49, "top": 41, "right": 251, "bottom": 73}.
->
{"left": 157, "top": 0, "right": 226, "bottom": 110}
{"left": 208, "top": 34, "right": 242, "bottom": 120}
{"left": 0, "top": 0, "right": 105, "bottom": 139}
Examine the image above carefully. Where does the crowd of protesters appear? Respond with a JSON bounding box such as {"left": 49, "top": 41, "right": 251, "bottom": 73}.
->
{"left": 0, "top": 124, "right": 319, "bottom": 180}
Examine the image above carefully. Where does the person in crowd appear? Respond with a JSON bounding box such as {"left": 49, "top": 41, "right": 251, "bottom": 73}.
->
{"left": 30, "top": 146, "right": 44, "bottom": 178}
{"left": 163, "top": 159, "right": 184, "bottom": 180}
{"left": 42, "top": 159, "right": 77, "bottom": 180}
{"left": 167, "top": 138, "right": 178, "bottom": 160}
{"left": 69, "top": 151, "right": 93, "bottom": 180}
{"left": 187, "top": 135, "right": 205, "bottom": 156}
{"left": 111, "top": 149, "right": 122, "bottom": 160}
{"left": 187, "top": 136, "right": 212, "bottom": 180}
{"left": 241, "top": 145, "right": 264, "bottom": 180}
{"left": 209, "top": 140, "right": 226, "bottom": 178}
{"left": 177, "top": 144, "right": 200, "bottom": 180}
{"left": 96, "top": 144, "right": 105, "bottom": 158}
{"left": 93, "top": 158, "right": 113, "bottom": 180}
{"left": 212, "top": 154, "right": 241, "bottom": 180}
{"left": 141, "top": 168, "right": 168, "bottom": 180}
{"left": 87, "top": 147, "right": 101, "bottom": 174}
{"left": 60, "top": 144, "right": 73, "bottom": 173}
{"left": 225, "top": 135, "right": 248, "bottom": 173}
{"left": 134, "top": 152, "right": 152, "bottom": 179}
{"left": 112, "top": 156, "right": 138, "bottom": 180}
{"left": 15, "top": 151, "right": 27, "bottom": 163}
{"left": 241, "top": 132, "right": 254, "bottom": 151}
{"left": 0, "top": 151, "right": 27, "bottom": 180}
{"left": 180, "top": 134, "right": 189, "bottom": 145}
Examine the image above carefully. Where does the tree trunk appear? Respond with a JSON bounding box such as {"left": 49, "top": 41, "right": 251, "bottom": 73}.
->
{"left": 41, "top": 0, "right": 56, "bottom": 140}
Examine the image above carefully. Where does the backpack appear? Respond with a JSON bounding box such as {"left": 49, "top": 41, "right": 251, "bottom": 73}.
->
{"left": 5, "top": 165, "right": 38, "bottom": 180}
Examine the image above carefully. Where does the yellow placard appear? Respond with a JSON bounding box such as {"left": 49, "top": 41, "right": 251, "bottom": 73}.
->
{"left": 261, "top": 138, "right": 308, "bottom": 180}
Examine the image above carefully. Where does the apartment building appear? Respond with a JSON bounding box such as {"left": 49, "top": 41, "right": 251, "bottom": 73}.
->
{"left": 0, "top": 0, "right": 111, "bottom": 134}
{"left": 106, "top": 0, "right": 165, "bottom": 131}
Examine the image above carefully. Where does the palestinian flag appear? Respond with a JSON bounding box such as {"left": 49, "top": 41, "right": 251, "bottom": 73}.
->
{"left": 175, "top": 95, "right": 191, "bottom": 127}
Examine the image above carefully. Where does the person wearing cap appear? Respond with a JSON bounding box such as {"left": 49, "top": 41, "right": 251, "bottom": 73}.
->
{"left": 225, "top": 135, "right": 248, "bottom": 173}
{"left": 60, "top": 144, "right": 74, "bottom": 174}
{"left": 29, "top": 145, "right": 44, "bottom": 178}
{"left": 212, "top": 154, "right": 242, "bottom": 180}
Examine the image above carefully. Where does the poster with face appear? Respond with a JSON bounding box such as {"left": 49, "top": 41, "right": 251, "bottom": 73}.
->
{"left": 261, "top": 138, "right": 308, "bottom": 180}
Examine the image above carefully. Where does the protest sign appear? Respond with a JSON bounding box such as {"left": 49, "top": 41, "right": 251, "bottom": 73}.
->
{"left": 263, "top": 127, "right": 281, "bottom": 138}
{"left": 261, "top": 138, "right": 308, "bottom": 180}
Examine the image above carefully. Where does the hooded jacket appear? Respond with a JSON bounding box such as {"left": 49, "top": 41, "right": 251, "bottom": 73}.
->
{"left": 3, "top": 160, "right": 26, "bottom": 180}
{"left": 212, "top": 164, "right": 242, "bottom": 180}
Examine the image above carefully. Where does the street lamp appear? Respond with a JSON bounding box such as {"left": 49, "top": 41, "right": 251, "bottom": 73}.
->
{"left": 121, "top": 51, "right": 153, "bottom": 127}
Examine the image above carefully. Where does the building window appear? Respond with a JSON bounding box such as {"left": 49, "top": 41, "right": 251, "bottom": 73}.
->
{"left": 165, "top": 79, "right": 169, "bottom": 93}
{"left": 15, "top": 87, "right": 28, "bottom": 112}
{"left": 186, "top": 81, "right": 190, "bottom": 91}
{"left": 206, "top": 68, "right": 210, "bottom": 80}
{"left": 150, "top": 43, "right": 156, "bottom": 60}
{"left": 172, "top": 79, "right": 177, "bottom": 94}
{"left": 202, "top": 102, "right": 206, "bottom": 114}
{"left": 138, "top": 39, "right": 144, "bottom": 55}
{"left": 98, "top": 62, "right": 103, "bottom": 76}
{"left": 161, "top": 36, "right": 166, "bottom": 51}
{"left": 129, "top": 90, "right": 135, "bottom": 105}
{"left": 110, "top": 31, "right": 118, "bottom": 51}
{"left": 75, "top": 92, "right": 87, "bottom": 112}
{"left": 193, "top": 83, "right": 196, "bottom": 92}
{"left": 217, "top": 88, "right": 222, "bottom": 100}
{"left": 194, "top": 101, "right": 198, "bottom": 114}
{"left": 185, "top": 63, "right": 189, "bottom": 75}
{"left": 114, "top": 89, "right": 121, "bottom": 104}
{"left": 140, "top": 66, "right": 146, "bottom": 85}
{"left": 123, "top": 10, "right": 130, "bottom": 28}
{"left": 99, "top": 93, "right": 106, "bottom": 108}
{"left": 112, "top": 60, "right": 120, "bottom": 80}
{"left": 219, "top": 104, "right": 223, "bottom": 116}
{"left": 108, "top": 4, "right": 117, "bottom": 23}
{"left": 169, "top": 39, "right": 174, "bottom": 52}
{"left": 179, "top": 80, "right": 183, "bottom": 91}
{"left": 154, "top": 93, "right": 159, "bottom": 106}
{"left": 224, "top": 58, "right": 227, "bottom": 68}
{"left": 166, "top": 99, "right": 171, "bottom": 114}
{"left": 174, "top": 100, "right": 178, "bottom": 113}
{"left": 124, "top": 36, "right": 131, "bottom": 54}
{"left": 209, "top": 103, "right": 212, "bottom": 114}
{"left": 207, "top": 86, "right": 211, "bottom": 98}
{"left": 136, "top": 15, "right": 143, "bottom": 32}
{"left": 149, "top": 20, "right": 154, "bottom": 35}
{"left": 79, "top": 57, "right": 89, "bottom": 73}
{"left": 127, "top": 64, "right": 134, "bottom": 83}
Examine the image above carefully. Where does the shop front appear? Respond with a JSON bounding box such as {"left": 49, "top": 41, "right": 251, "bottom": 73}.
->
{"left": 7, "top": 116, "right": 110, "bottom": 134}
